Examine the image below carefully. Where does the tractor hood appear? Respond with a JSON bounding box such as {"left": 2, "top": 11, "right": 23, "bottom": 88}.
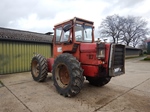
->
{"left": 80, "top": 43, "right": 96, "bottom": 53}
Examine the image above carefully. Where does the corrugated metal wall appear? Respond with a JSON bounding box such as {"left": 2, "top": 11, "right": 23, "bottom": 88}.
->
{"left": 0, "top": 40, "right": 52, "bottom": 75}
{"left": 125, "top": 49, "right": 141, "bottom": 57}
{"left": 125, "top": 47, "right": 142, "bottom": 58}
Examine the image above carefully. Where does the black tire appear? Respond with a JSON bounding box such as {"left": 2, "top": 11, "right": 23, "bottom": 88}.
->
{"left": 86, "top": 76, "right": 111, "bottom": 87}
{"left": 52, "top": 53, "right": 84, "bottom": 97}
{"left": 31, "top": 54, "right": 48, "bottom": 82}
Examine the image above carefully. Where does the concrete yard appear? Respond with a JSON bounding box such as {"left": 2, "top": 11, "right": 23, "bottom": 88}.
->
{"left": 0, "top": 57, "right": 150, "bottom": 112}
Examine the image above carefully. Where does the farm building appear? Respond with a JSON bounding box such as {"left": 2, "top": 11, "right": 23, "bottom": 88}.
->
{"left": 125, "top": 46, "right": 142, "bottom": 58}
{"left": 0, "top": 27, "right": 53, "bottom": 75}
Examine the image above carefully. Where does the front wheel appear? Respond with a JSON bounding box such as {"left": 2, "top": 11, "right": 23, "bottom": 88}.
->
{"left": 31, "top": 54, "right": 48, "bottom": 82}
{"left": 52, "top": 53, "right": 84, "bottom": 97}
{"left": 86, "top": 76, "right": 111, "bottom": 87}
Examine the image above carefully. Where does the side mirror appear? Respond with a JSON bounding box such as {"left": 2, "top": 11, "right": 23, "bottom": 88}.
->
{"left": 63, "top": 24, "right": 72, "bottom": 32}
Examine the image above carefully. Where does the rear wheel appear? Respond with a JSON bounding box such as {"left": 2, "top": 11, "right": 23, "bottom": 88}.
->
{"left": 86, "top": 76, "right": 111, "bottom": 87}
{"left": 52, "top": 53, "right": 84, "bottom": 97}
{"left": 31, "top": 54, "right": 48, "bottom": 82}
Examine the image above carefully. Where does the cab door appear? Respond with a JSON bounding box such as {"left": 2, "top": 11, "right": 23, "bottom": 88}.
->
{"left": 53, "top": 22, "right": 74, "bottom": 58}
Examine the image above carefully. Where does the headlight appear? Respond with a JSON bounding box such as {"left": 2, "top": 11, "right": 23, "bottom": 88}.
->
{"left": 114, "top": 67, "right": 122, "bottom": 73}
{"left": 96, "top": 42, "right": 105, "bottom": 59}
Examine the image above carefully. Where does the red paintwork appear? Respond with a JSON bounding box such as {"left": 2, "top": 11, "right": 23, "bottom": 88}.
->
{"left": 82, "top": 65, "right": 99, "bottom": 77}
{"left": 80, "top": 43, "right": 98, "bottom": 65}
{"left": 47, "top": 58, "right": 54, "bottom": 72}
{"left": 80, "top": 52, "right": 99, "bottom": 65}
{"left": 53, "top": 43, "right": 74, "bottom": 58}
{"left": 103, "top": 43, "right": 111, "bottom": 69}
{"left": 72, "top": 43, "right": 80, "bottom": 60}
{"left": 79, "top": 43, "right": 111, "bottom": 77}
{"left": 48, "top": 43, "right": 111, "bottom": 77}
{"left": 80, "top": 43, "right": 96, "bottom": 52}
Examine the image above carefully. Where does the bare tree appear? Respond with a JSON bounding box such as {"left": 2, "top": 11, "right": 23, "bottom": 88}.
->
{"left": 99, "top": 14, "right": 125, "bottom": 43}
{"left": 121, "top": 16, "right": 149, "bottom": 47}
{"left": 99, "top": 15, "right": 149, "bottom": 47}
{"left": 138, "top": 37, "right": 149, "bottom": 50}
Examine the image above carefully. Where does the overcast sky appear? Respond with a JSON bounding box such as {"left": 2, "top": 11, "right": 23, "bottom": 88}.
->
{"left": 0, "top": 0, "right": 150, "bottom": 37}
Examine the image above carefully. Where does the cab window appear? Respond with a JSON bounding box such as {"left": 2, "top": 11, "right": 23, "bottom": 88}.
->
{"left": 55, "top": 23, "right": 72, "bottom": 43}
{"left": 61, "top": 24, "right": 72, "bottom": 42}
{"left": 56, "top": 27, "right": 62, "bottom": 43}
{"left": 75, "top": 24, "right": 92, "bottom": 42}
{"left": 60, "top": 28, "right": 70, "bottom": 42}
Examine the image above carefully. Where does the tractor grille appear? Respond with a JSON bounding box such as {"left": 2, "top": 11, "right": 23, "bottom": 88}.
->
{"left": 109, "top": 44, "right": 125, "bottom": 77}
{"left": 114, "top": 45, "right": 125, "bottom": 67}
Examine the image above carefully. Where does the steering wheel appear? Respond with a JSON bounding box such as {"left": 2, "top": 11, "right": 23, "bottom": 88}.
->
{"left": 75, "top": 35, "right": 82, "bottom": 39}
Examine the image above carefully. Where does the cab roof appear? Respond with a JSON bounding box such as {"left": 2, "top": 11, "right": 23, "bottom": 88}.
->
{"left": 54, "top": 17, "right": 94, "bottom": 27}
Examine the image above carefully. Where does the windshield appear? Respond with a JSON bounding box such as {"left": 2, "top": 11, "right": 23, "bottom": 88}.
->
{"left": 75, "top": 24, "right": 92, "bottom": 42}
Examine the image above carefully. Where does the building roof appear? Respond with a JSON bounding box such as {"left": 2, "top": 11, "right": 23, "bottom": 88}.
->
{"left": 0, "top": 27, "right": 53, "bottom": 43}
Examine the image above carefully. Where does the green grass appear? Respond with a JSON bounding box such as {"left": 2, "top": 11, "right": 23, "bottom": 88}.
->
{"left": 125, "top": 56, "right": 141, "bottom": 59}
{"left": 125, "top": 55, "right": 146, "bottom": 59}
{"left": 125, "top": 54, "right": 149, "bottom": 60}
{"left": 143, "top": 57, "right": 150, "bottom": 61}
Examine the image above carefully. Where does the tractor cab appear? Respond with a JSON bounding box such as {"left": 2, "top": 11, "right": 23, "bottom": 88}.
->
{"left": 53, "top": 17, "right": 95, "bottom": 58}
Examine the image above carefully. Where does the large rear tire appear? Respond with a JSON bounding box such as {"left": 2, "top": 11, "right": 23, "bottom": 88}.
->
{"left": 31, "top": 54, "right": 48, "bottom": 82}
{"left": 52, "top": 53, "right": 84, "bottom": 97}
{"left": 86, "top": 76, "right": 111, "bottom": 87}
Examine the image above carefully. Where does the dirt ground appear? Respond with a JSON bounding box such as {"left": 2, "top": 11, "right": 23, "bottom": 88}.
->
{"left": 0, "top": 57, "right": 150, "bottom": 112}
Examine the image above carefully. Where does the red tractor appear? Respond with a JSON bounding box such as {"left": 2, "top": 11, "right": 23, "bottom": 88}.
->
{"left": 31, "top": 17, "right": 125, "bottom": 97}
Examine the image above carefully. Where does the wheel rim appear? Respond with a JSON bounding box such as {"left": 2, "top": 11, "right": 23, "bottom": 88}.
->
{"left": 55, "top": 63, "right": 70, "bottom": 88}
{"left": 32, "top": 60, "right": 39, "bottom": 77}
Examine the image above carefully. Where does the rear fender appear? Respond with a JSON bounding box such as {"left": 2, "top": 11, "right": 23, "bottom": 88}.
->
{"left": 47, "top": 58, "right": 54, "bottom": 72}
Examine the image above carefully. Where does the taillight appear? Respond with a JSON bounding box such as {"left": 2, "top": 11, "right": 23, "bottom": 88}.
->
{"left": 96, "top": 42, "right": 105, "bottom": 59}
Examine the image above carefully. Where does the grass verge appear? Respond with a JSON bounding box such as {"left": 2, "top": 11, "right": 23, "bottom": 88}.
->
{"left": 125, "top": 55, "right": 145, "bottom": 59}
{"left": 125, "top": 56, "right": 141, "bottom": 59}
{"left": 143, "top": 57, "right": 150, "bottom": 61}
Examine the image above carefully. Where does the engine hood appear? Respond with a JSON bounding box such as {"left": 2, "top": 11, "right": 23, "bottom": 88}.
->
{"left": 80, "top": 43, "right": 96, "bottom": 53}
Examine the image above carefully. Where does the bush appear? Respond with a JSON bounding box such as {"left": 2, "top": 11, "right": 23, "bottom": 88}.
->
{"left": 143, "top": 51, "right": 147, "bottom": 54}
{"left": 144, "top": 57, "right": 150, "bottom": 61}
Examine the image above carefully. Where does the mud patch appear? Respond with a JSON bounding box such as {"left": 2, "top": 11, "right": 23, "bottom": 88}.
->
{"left": 75, "top": 83, "right": 129, "bottom": 109}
